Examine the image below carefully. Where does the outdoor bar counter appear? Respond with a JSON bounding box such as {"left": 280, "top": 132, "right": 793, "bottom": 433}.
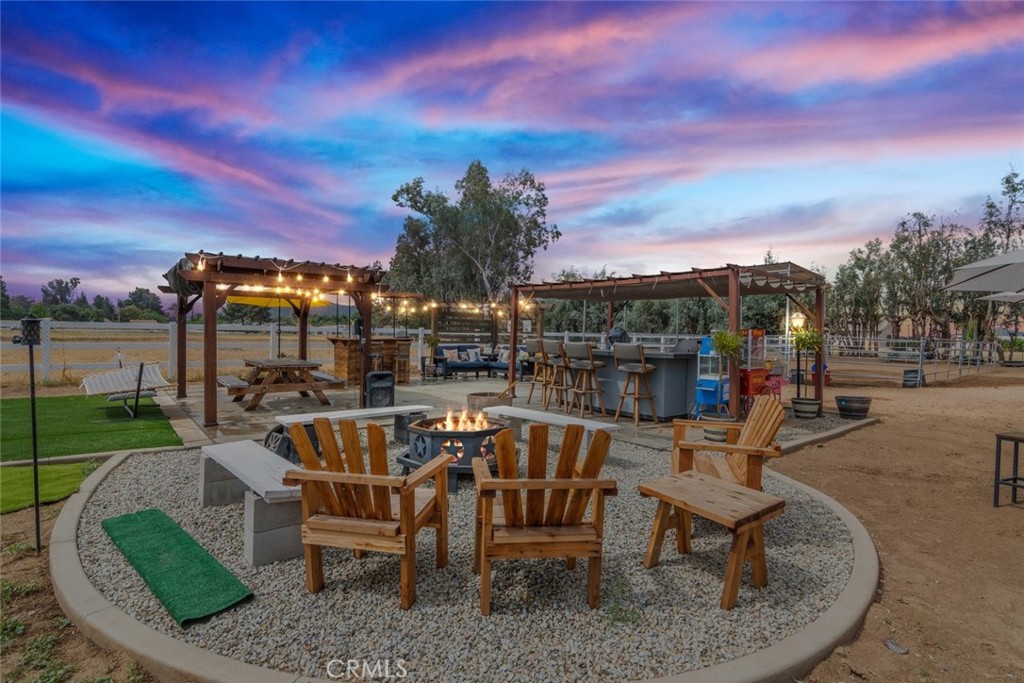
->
{"left": 591, "top": 348, "right": 697, "bottom": 421}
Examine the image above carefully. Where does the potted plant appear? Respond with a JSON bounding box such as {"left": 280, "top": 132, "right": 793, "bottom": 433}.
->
{"left": 423, "top": 333, "right": 442, "bottom": 378}
{"left": 702, "top": 329, "right": 744, "bottom": 439}
{"left": 791, "top": 325, "right": 824, "bottom": 418}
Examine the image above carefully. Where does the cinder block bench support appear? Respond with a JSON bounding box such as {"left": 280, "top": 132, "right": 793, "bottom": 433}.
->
{"left": 199, "top": 441, "right": 303, "bottom": 566}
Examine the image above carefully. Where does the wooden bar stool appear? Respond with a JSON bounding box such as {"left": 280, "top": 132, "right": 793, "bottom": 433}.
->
{"left": 563, "top": 341, "right": 607, "bottom": 417}
{"left": 524, "top": 339, "right": 546, "bottom": 405}
{"left": 541, "top": 339, "right": 569, "bottom": 410}
{"left": 613, "top": 343, "right": 657, "bottom": 426}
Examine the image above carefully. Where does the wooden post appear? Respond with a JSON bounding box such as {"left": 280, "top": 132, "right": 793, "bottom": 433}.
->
{"left": 298, "top": 300, "right": 310, "bottom": 360}
{"left": 202, "top": 280, "right": 218, "bottom": 427}
{"left": 508, "top": 286, "right": 520, "bottom": 397}
{"left": 176, "top": 294, "right": 187, "bottom": 399}
{"left": 814, "top": 284, "right": 825, "bottom": 412}
{"left": 727, "top": 267, "right": 741, "bottom": 418}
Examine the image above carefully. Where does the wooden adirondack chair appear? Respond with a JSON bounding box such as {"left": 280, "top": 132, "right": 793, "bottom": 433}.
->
{"left": 472, "top": 424, "right": 617, "bottom": 615}
{"left": 282, "top": 418, "right": 449, "bottom": 609}
{"left": 671, "top": 393, "right": 785, "bottom": 491}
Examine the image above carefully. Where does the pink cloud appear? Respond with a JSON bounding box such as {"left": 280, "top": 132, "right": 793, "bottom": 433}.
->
{"left": 735, "top": 7, "right": 1024, "bottom": 91}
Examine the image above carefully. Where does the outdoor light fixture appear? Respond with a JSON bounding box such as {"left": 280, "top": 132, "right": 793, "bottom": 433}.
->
{"left": 19, "top": 315, "right": 43, "bottom": 555}
{"left": 789, "top": 311, "right": 806, "bottom": 331}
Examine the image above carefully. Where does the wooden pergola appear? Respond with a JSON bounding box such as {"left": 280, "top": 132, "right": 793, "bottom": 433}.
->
{"left": 161, "top": 251, "right": 388, "bottom": 426}
{"left": 507, "top": 262, "right": 827, "bottom": 416}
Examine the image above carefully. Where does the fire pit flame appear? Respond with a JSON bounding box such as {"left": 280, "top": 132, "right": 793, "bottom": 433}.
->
{"left": 438, "top": 407, "right": 489, "bottom": 431}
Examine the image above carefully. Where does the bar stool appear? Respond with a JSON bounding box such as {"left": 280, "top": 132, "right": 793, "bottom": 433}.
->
{"left": 563, "top": 342, "right": 606, "bottom": 417}
{"left": 524, "top": 339, "right": 546, "bottom": 405}
{"left": 614, "top": 343, "right": 657, "bottom": 426}
{"left": 541, "top": 339, "right": 569, "bottom": 410}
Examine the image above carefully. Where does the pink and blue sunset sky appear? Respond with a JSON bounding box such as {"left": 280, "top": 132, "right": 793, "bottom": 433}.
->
{"left": 1, "top": 1, "right": 1022, "bottom": 301}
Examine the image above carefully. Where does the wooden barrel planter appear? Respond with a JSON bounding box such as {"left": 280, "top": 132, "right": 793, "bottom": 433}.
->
{"left": 790, "top": 397, "right": 821, "bottom": 419}
{"left": 835, "top": 396, "right": 872, "bottom": 420}
{"left": 700, "top": 415, "right": 737, "bottom": 442}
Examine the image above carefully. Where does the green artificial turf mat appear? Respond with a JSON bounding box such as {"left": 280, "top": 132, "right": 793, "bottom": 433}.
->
{"left": 102, "top": 509, "right": 253, "bottom": 627}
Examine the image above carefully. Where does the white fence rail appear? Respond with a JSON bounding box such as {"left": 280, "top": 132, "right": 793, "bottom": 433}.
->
{"left": 0, "top": 320, "right": 1001, "bottom": 387}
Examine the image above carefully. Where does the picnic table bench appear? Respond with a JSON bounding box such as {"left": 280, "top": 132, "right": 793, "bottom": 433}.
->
{"left": 199, "top": 440, "right": 303, "bottom": 566}
{"left": 481, "top": 405, "right": 620, "bottom": 447}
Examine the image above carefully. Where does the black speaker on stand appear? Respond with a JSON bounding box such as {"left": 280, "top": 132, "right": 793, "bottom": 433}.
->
{"left": 366, "top": 371, "right": 395, "bottom": 407}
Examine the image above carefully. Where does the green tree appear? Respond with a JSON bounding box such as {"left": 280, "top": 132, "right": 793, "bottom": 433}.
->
{"left": 120, "top": 288, "right": 165, "bottom": 315}
{"left": 92, "top": 295, "right": 116, "bottom": 320}
{"left": 0, "top": 276, "right": 10, "bottom": 319}
{"left": 221, "top": 303, "right": 273, "bottom": 325}
{"left": 40, "top": 278, "right": 80, "bottom": 305}
{"left": 389, "top": 160, "right": 560, "bottom": 303}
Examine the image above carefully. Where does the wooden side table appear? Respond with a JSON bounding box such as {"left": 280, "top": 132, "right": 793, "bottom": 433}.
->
{"left": 994, "top": 431, "right": 1024, "bottom": 507}
{"left": 638, "top": 471, "right": 785, "bottom": 609}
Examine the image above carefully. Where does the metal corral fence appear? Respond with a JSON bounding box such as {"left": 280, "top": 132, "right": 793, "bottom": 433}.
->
{"left": 0, "top": 320, "right": 1001, "bottom": 388}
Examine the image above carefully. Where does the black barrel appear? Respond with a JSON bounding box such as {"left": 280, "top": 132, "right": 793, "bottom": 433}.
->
{"left": 835, "top": 396, "right": 872, "bottom": 419}
{"left": 902, "top": 369, "right": 925, "bottom": 388}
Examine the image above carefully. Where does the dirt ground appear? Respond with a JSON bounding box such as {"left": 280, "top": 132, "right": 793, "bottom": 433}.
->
{"left": 1, "top": 369, "right": 1022, "bottom": 682}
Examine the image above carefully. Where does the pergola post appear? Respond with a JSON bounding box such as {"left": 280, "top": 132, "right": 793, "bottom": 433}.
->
{"left": 353, "top": 292, "right": 373, "bottom": 408}
{"left": 297, "top": 300, "right": 310, "bottom": 360}
{"left": 727, "top": 266, "right": 741, "bottom": 418}
{"left": 508, "top": 286, "right": 520, "bottom": 397}
{"left": 202, "top": 280, "right": 218, "bottom": 427}
{"left": 814, "top": 284, "right": 826, "bottom": 413}
{"left": 176, "top": 294, "right": 187, "bottom": 399}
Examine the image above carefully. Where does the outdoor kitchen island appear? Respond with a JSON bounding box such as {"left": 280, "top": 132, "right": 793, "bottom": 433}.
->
{"left": 591, "top": 347, "right": 698, "bottom": 422}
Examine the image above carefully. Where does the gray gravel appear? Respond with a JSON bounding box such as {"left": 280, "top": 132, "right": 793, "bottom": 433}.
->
{"left": 78, "top": 428, "right": 854, "bottom": 682}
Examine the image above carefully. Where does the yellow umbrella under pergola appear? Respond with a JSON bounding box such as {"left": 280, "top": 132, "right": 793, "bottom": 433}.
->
{"left": 226, "top": 293, "right": 333, "bottom": 356}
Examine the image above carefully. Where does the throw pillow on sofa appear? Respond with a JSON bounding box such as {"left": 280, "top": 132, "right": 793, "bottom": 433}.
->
{"left": 444, "top": 349, "right": 460, "bottom": 362}
{"left": 466, "top": 347, "right": 481, "bottom": 362}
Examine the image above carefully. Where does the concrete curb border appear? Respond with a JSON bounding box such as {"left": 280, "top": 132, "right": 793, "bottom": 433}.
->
{"left": 53, "top": 453, "right": 877, "bottom": 683}
{"left": 781, "top": 415, "right": 880, "bottom": 455}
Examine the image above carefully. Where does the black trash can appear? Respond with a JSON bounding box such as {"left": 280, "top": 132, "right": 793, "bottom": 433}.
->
{"left": 366, "top": 371, "right": 395, "bottom": 407}
{"left": 394, "top": 411, "right": 427, "bottom": 445}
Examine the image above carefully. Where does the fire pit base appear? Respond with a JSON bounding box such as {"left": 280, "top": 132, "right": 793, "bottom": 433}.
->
{"left": 398, "top": 414, "right": 508, "bottom": 494}
{"left": 397, "top": 450, "right": 496, "bottom": 494}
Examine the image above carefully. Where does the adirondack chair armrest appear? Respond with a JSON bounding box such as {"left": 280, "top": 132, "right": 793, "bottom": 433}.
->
{"left": 477, "top": 476, "right": 618, "bottom": 495}
{"left": 282, "top": 469, "right": 406, "bottom": 488}
{"left": 472, "top": 457, "right": 495, "bottom": 497}
{"left": 400, "top": 452, "right": 451, "bottom": 493}
{"left": 675, "top": 440, "right": 782, "bottom": 458}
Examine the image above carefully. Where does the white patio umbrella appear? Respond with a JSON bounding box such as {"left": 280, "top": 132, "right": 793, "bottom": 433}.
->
{"left": 943, "top": 249, "right": 1024, "bottom": 293}
{"left": 977, "top": 291, "right": 1024, "bottom": 304}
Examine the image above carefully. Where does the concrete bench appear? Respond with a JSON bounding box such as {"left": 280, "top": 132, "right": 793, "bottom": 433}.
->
{"left": 274, "top": 404, "right": 435, "bottom": 428}
{"left": 481, "top": 405, "right": 620, "bottom": 448}
{"left": 199, "top": 441, "right": 303, "bottom": 566}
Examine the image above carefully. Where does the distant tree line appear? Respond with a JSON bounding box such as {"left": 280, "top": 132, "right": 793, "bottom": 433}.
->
{"left": 0, "top": 276, "right": 169, "bottom": 323}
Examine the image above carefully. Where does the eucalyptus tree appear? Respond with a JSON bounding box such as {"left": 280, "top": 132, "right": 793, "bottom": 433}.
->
{"left": 388, "top": 160, "right": 560, "bottom": 304}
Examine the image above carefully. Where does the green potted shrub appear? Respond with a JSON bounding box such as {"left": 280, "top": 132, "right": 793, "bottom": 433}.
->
{"left": 791, "top": 325, "right": 824, "bottom": 418}
{"left": 702, "top": 329, "right": 744, "bottom": 439}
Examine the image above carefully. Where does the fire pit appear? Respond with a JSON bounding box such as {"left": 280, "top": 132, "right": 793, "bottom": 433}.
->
{"left": 397, "top": 407, "right": 508, "bottom": 493}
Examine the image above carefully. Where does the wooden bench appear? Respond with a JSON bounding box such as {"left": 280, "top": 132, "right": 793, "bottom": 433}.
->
{"left": 309, "top": 370, "right": 346, "bottom": 388}
{"left": 638, "top": 471, "right": 785, "bottom": 609}
{"left": 217, "top": 375, "right": 250, "bottom": 392}
{"left": 199, "top": 441, "right": 303, "bottom": 566}
{"left": 482, "top": 405, "right": 620, "bottom": 448}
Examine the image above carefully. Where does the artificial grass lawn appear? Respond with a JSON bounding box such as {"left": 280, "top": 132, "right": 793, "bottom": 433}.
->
{"left": 0, "top": 462, "right": 94, "bottom": 514}
{"left": 0, "top": 395, "right": 181, "bottom": 462}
